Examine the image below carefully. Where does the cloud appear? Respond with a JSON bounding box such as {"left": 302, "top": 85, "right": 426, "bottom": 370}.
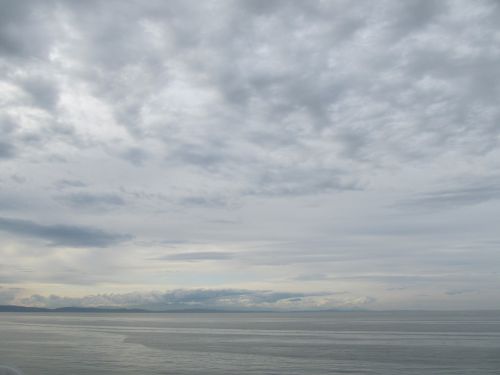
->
{"left": 17, "top": 75, "right": 59, "bottom": 111}
{"left": 0, "top": 217, "right": 131, "bottom": 247}
{"left": 0, "top": 1, "right": 54, "bottom": 59}
{"left": 293, "top": 273, "right": 330, "bottom": 281}
{"left": 120, "top": 147, "right": 149, "bottom": 166}
{"left": 247, "top": 167, "right": 360, "bottom": 196}
{"left": 17, "top": 288, "right": 372, "bottom": 311}
{"left": 10, "top": 175, "right": 26, "bottom": 184}
{"left": 1, "top": 1, "right": 500, "bottom": 310}
{"left": 445, "top": 288, "right": 478, "bottom": 296}
{"left": 0, "top": 286, "right": 22, "bottom": 304}
{"left": 157, "top": 251, "right": 233, "bottom": 262}
{"left": 3, "top": 0, "right": 500, "bottom": 184}
{"left": 56, "top": 192, "right": 126, "bottom": 209}
{"left": 0, "top": 116, "right": 17, "bottom": 159}
{"left": 0, "top": 141, "right": 16, "bottom": 160}
{"left": 179, "top": 195, "right": 232, "bottom": 208}
{"left": 399, "top": 176, "right": 500, "bottom": 210}
{"left": 54, "top": 179, "right": 88, "bottom": 189}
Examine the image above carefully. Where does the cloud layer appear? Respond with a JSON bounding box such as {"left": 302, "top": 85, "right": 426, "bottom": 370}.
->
{"left": 1, "top": 0, "right": 500, "bottom": 310}
{"left": 10, "top": 288, "right": 369, "bottom": 311}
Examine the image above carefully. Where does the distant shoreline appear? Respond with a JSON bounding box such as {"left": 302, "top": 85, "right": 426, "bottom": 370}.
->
{"left": 0, "top": 305, "right": 235, "bottom": 313}
{"left": 0, "top": 305, "right": 362, "bottom": 313}
{"left": 0, "top": 305, "right": 498, "bottom": 314}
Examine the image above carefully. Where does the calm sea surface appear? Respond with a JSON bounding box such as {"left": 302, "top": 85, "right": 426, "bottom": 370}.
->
{"left": 0, "top": 311, "right": 499, "bottom": 374}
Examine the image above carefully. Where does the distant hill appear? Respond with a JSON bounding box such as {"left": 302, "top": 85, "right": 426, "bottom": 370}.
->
{"left": 0, "top": 305, "right": 50, "bottom": 313}
{"left": 0, "top": 304, "right": 366, "bottom": 313}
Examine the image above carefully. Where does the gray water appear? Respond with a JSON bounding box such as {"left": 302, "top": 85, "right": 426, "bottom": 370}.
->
{"left": 0, "top": 311, "right": 499, "bottom": 374}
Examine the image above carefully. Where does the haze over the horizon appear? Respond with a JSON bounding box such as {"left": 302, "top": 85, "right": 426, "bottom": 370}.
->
{"left": 0, "top": 0, "right": 499, "bottom": 311}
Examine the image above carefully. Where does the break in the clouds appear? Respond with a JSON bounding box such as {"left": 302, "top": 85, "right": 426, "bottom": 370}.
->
{"left": 1, "top": 0, "right": 500, "bottom": 310}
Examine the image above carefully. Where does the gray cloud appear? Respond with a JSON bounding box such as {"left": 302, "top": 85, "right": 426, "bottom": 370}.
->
{"left": 18, "top": 75, "right": 59, "bottom": 111}
{"left": 0, "top": 0, "right": 54, "bottom": 59}
{"left": 248, "top": 167, "right": 360, "bottom": 196}
{"left": 0, "top": 217, "right": 130, "bottom": 247}
{"left": 10, "top": 175, "right": 26, "bottom": 184}
{"left": 0, "top": 141, "right": 16, "bottom": 160}
{"left": 0, "top": 117, "right": 17, "bottom": 159}
{"left": 399, "top": 176, "right": 500, "bottom": 210}
{"left": 293, "top": 273, "right": 330, "bottom": 281}
{"left": 120, "top": 147, "right": 149, "bottom": 166}
{"left": 179, "top": 195, "right": 232, "bottom": 208}
{"left": 445, "top": 288, "right": 478, "bottom": 296}
{"left": 54, "top": 179, "right": 88, "bottom": 190}
{"left": 169, "top": 143, "right": 230, "bottom": 170}
{"left": 158, "top": 251, "right": 233, "bottom": 262}
{"left": 56, "top": 192, "right": 126, "bottom": 209}
{"left": 0, "top": 286, "right": 21, "bottom": 304}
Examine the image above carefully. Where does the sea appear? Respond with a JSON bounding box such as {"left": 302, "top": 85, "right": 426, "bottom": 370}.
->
{"left": 0, "top": 311, "right": 499, "bottom": 374}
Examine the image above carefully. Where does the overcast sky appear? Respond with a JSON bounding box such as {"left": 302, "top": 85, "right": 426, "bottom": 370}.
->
{"left": 1, "top": 0, "right": 500, "bottom": 311}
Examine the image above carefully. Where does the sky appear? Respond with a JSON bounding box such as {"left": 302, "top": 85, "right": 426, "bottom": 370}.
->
{"left": 0, "top": 0, "right": 500, "bottom": 311}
